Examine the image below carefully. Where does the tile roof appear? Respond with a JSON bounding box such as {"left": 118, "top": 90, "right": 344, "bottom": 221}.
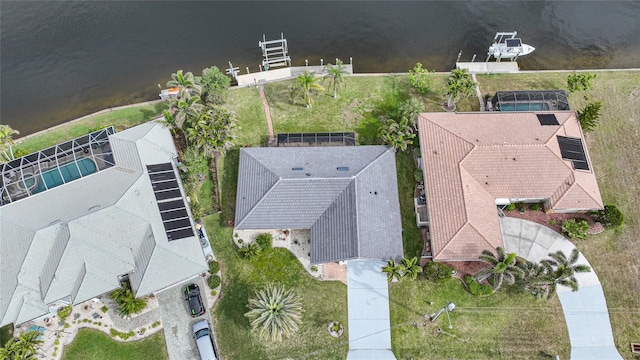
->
{"left": 418, "top": 111, "right": 603, "bottom": 261}
{"left": 235, "top": 146, "right": 403, "bottom": 264}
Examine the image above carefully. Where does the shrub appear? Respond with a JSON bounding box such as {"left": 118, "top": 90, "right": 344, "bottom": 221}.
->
{"left": 110, "top": 328, "right": 118, "bottom": 338}
{"left": 422, "top": 262, "right": 453, "bottom": 283}
{"left": 310, "top": 265, "right": 318, "bottom": 272}
{"left": 211, "top": 290, "right": 217, "bottom": 296}
{"left": 54, "top": 340, "right": 60, "bottom": 345}
{"left": 57, "top": 305, "right": 72, "bottom": 323}
{"left": 255, "top": 233, "right": 273, "bottom": 249}
{"left": 408, "top": 63, "right": 435, "bottom": 94}
{"left": 413, "top": 169, "right": 424, "bottom": 182}
{"left": 515, "top": 202, "right": 525, "bottom": 212}
{"left": 464, "top": 275, "right": 493, "bottom": 296}
{"left": 101, "top": 305, "right": 108, "bottom": 313}
{"left": 504, "top": 203, "right": 516, "bottom": 211}
{"left": 207, "top": 275, "right": 221, "bottom": 289}
{"left": 293, "top": 239, "right": 299, "bottom": 245}
{"left": 238, "top": 242, "right": 261, "bottom": 259}
{"left": 208, "top": 260, "right": 220, "bottom": 274}
{"left": 577, "top": 100, "right": 603, "bottom": 132}
{"left": 593, "top": 205, "right": 624, "bottom": 228}
{"left": 237, "top": 238, "right": 243, "bottom": 244}
{"left": 529, "top": 203, "right": 541, "bottom": 211}
{"left": 561, "top": 219, "right": 589, "bottom": 240}
{"left": 549, "top": 219, "right": 557, "bottom": 226}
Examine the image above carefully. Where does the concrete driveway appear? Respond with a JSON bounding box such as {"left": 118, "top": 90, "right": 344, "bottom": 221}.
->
{"left": 157, "top": 275, "right": 210, "bottom": 360}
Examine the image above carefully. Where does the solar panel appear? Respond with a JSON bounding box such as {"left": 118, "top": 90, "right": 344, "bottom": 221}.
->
{"left": 506, "top": 38, "right": 522, "bottom": 47}
{"left": 149, "top": 171, "right": 176, "bottom": 182}
{"left": 163, "top": 218, "right": 192, "bottom": 231}
{"left": 154, "top": 188, "right": 182, "bottom": 201}
{"left": 160, "top": 208, "right": 189, "bottom": 221}
{"left": 147, "top": 163, "right": 174, "bottom": 173}
{"left": 167, "top": 228, "right": 196, "bottom": 241}
{"left": 537, "top": 114, "right": 559, "bottom": 126}
{"left": 573, "top": 160, "right": 590, "bottom": 170}
{"left": 557, "top": 136, "right": 590, "bottom": 171}
{"left": 158, "top": 199, "right": 185, "bottom": 211}
{"left": 152, "top": 180, "right": 179, "bottom": 191}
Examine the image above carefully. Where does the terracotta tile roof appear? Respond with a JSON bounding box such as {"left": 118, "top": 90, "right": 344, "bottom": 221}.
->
{"left": 418, "top": 111, "right": 603, "bottom": 261}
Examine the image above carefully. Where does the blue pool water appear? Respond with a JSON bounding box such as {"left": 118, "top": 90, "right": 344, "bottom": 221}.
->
{"left": 499, "top": 102, "right": 550, "bottom": 111}
{"left": 31, "top": 158, "right": 97, "bottom": 194}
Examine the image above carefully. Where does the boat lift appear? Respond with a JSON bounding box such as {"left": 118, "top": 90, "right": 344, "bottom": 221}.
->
{"left": 486, "top": 31, "right": 535, "bottom": 62}
{"left": 259, "top": 33, "right": 291, "bottom": 70}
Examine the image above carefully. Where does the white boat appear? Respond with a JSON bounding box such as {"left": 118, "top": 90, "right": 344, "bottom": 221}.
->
{"left": 487, "top": 32, "right": 535, "bottom": 61}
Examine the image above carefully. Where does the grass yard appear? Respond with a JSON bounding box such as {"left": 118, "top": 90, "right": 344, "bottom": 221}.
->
{"left": 61, "top": 329, "right": 168, "bottom": 360}
{"left": 478, "top": 71, "right": 640, "bottom": 359}
{"left": 14, "top": 102, "right": 168, "bottom": 154}
{"left": 205, "top": 213, "right": 349, "bottom": 360}
{"left": 226, "top": 87, "right": 269, "bottom": 146}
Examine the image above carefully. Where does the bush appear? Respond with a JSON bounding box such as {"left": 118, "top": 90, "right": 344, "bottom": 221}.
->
{"left": 409, "top": 63, "right": 435, "bottom": 94}
{"left": 255, "top": 233, "right": 273, "bottom": 249}
{"left": 208, "top": 260, "right": 220, "bottom": 274}
{"left": 464, "top": 275, "right": 493, "bottom": 296}
{"left": 504, "top": 203, "right": 516, "bottom": 211}
{"left": 413, "top": 169, "right": 424, "bottom": 182}
{"left": 529, "top": 203, "right": 542, "bottom": 211}
{"left": 211, "top": 290, "right": 217, "bottom": 296}
{"left": 310, "top": 265, "right": 318, "bottom": 272}
{"left": 207, "top": 275, "right": 221, "bottom": 289}
{"left": 101, "top": 305, "right": 108, "bottom": 313}
{"left": 594, "top": 205, "right": 624, "bottom": 228}
{"left": 422, "top": 262, "right": 453, "bottom": 283}
{"left": 57, "top": 305, "right": 72, "bottom": 323}
{"left": 515, "top": 202, "right": 525, "bottom": 212}
{"left": 561, "top": 219, "right": 589, "bottom": 240}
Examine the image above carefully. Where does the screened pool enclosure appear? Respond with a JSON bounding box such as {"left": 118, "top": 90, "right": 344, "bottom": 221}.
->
{"left": 492, "top": 90, "right": 570, "bottom": 112}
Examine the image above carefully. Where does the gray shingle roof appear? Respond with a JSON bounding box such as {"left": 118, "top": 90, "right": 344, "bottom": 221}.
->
{"left": 235, "top": 146, "right": 403, "bottom": 264}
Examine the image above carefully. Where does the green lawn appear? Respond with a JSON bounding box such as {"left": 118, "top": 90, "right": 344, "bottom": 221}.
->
{"left": 61, "top": 329, "right": 167, "bottom": 360}
{"left": 477, "top": 71, "right": 640, "bottom": 359}
{"left": 226, "top": 87, "right": 269, "bottom": 146}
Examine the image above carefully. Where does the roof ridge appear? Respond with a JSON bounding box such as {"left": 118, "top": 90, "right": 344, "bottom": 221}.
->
{"left": 234, "top": 178, "right": 281, "bottom": 228}
{"left": 353, "top": 147, "right": 392, "bottom": 177}
{"left": 422, "top": 115, "right": 475, "bottom": 148}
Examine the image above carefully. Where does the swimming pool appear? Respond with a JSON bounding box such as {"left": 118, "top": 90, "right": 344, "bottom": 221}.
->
{"left": 499, "top": 102, "right": 550, "bottom": 111}
{"left": 31, "top": 158, "right": 97, "bottom": 194}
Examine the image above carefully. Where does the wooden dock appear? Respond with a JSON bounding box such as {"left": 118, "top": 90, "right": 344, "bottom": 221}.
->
{"left": 456, "top": 61, "right": 519, "bottom": 74}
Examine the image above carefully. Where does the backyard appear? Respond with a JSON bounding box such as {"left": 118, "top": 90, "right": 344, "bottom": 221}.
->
{"left": 61, "top": 329, "right": 167, "bottom": 360}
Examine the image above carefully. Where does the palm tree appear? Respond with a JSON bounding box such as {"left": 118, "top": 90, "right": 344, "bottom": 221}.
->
{"left": 399, "top": 257, "right": 423, "bottom": 280}
{"left": 0, "top": 330, "right": 42, "bottom": 360}
{"left": 382, "top": 260, "right": 402, "bottom": 283}
{"left": 474, "top": 247, "right": 525, "bottom": 291}
{"left": 378, "top": 117, "right": 416, "bottom": 152}
{"left": 539, "top": 249, "right": 591, "bottom": 297}
{"left": 244, "top": 283, "right": 303, "bottom": 342}
{"left": 293, "top": 70, "right": 325, "bottom": 108}
{"left": 445, "top": 68, "right": 476, "bottom": 110}
{"left": 0, "top": 124, "right": 20, "bottom": 162}
{"left": 169, "top": 93, "right": 204, "bottom": 130}
{"left": 185, "top": 105, "right": 237, "bottom": 211}
{"left": 238, "top": 242, "right": 261, "bottom": 260}
{"left": 109, "top": 284, "right": 147, "bottom": 318}
{"left": 167, "top": 69, "right": 202, "bottom": 96}
{"left": 323, "top": 60, "right": 349, "bottom": 99}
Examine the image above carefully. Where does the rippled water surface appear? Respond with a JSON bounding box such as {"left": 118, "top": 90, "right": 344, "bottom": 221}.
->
{"left": 2, "top": 1, "right": 640, "bottom": 135}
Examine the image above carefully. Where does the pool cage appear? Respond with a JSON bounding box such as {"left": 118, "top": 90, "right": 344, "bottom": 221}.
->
{"left": 1, "top": 126, "right": 116, "bottom": 206}
{"left": 277, "top": 132, "right": 356, "bottom": 147}
{"left": 492, "top": 90, "right": 570, "bottom": 112}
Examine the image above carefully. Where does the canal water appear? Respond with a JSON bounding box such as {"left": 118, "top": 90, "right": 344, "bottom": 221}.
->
{"left": 2, "top": 1, "right": 640, "bottom": 136}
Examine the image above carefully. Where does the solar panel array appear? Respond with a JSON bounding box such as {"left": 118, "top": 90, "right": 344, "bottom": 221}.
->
{"left": 536, "top": 114, "right": 559, "bottom": 126}
{"left": 557, "top": 136, "right": 590, "bottom": 171}
{"left": 147, "top": 163, "right": 194, "bottom": 241}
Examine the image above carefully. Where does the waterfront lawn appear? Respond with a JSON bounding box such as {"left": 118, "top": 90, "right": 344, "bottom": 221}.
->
{"left": 205, "top": 213, "right": 349, "bottom": 360}
{"left": 390, "top": 278, "right": 569, "bottom": 359}
{"left": 478, "top": 71, "right": 640, "bottom": 359}
{"left": 15, "top": 102, "right": 168, "bottom": 154}
{"left": 226, "top": 87, "right": 269, "bottom": 146}
{"left": 61, "top": 329, "right": 168, "bottom": 360}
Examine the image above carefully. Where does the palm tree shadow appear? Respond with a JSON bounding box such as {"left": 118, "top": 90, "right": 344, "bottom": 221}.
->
{"left": 220, "top": 147, "right": 240, "bottom": 227}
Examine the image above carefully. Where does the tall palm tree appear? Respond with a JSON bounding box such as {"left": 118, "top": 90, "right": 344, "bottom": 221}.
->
{"left": 399, "top": 257, "right": 423, "bottom": 280}
{"left": 445, "top": 68, "right": 476, "bottom": 109}
{"left": 0, "top": 124, "right": 20, "bottom": 162}
{"left": 170, "top": 93, "right": 204, "bottom": 130}
{"left": 294, "top": 70, "right": 325, "bottom": 108}
{"left": 244, "top": 283, "right": 303, "bottom": 342}
{"left": 378, "top": 116, "right": 416, "bottom": 152}
{"left": 323, "top": 60, "right": 349, "bottom": 99}
{"left": 0, "top": 330, "right": 42, "bottom": 360}
{"left": 539, "top": 249, "right": 591, "bottom": 297}
{"left": 382, "top": 260, "right": 402, "bottom": 283}
{"left": 474, "top": 247, "right": 525, "bottom": 291}
{"left": 167, "top": 69, "right": 202, "bottom": 96}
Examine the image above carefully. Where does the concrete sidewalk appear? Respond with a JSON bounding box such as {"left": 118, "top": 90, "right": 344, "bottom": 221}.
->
{"left": 500, "top": 217, "right": 622, "bottom": 360}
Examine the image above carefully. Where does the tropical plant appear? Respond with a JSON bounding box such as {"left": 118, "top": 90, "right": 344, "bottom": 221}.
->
{"left": 200, "top": 66, "right": 231, "bottom": 105}
{"left": 293, "top": 70, "right": 325, "bottom": 108}
{"left": 577, "top": 100, "right": 603, "bottom": 132}
{"left": 207, "top": 275, "right": 221, "bottom": 289}
{"left": 0, "top": 330, "right": 43, "bottom": 360}
{"left": 561, "top": 219, "right": 589, "bottom": 240}
{"left": 516, "top": 260, "right": 551, "bottom": 298}
{"left": 208, "top": 260, "right": 220, "bottom": 274}
{"left": 167, "top": 69, "right": 202, "bottom": 96}
{"left": 238, "top": 242, "right": 262, "bottom": 259}
{"left": 445, "top": 68, "right": 476, "bottom": 109}
{"left": 398, "top": 97, "right": 425, "bottom": 130}
{"left": 255, "top": 233, "right": 273, "bottom": 249}
{"left": 382, "top": 260, "right": 402, "bottom": 283}
{"left": 539, "top": 249, "right": 591, "bottom": 296}
{"left": 378, "top": 117, "right": 416, "bottom": 152}
{"left": 567, "top": 72, "right": 596, "bottom": 98}
{"left": 464, "top": 275, "right": 494, "bottom": 296}
{"left": 399, "top": 257, "right": 423, "bottom": 280}
{"left": 423, "top": 262, "right": 453, "bottom": 283}
{"left": 593, "top": 204, "right": 624, "bottom": 228}
{"left": 169, "top": 93, "right": 204, "bottom": 130}
{"left": 0, "top": 124, "right": 20, "bottom": 162}
{"left": 408, "top": 62, "right": 435, "bottom": 95}
{"left": 474, "top": 247, "right": 525, "bottom": 291}
{"left": 323, "top": 60, "right": 349, "bottom": 98}
{"left": 57, "top": 305, "right": 72, "bottom": 323}
{"left": 244, "top": 284, "right": 303, "bottom": 342}
{"left": 109, "top": 285, "right": 147, "bottom": 318}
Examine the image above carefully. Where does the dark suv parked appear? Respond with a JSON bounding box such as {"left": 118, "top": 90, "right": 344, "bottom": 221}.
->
{"left": 184, "top": 283, "right": 205, "bottom": 317}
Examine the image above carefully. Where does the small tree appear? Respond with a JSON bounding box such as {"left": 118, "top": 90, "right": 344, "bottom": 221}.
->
{"left": 593, "top": 204, "right": 624, "bottom": 228}
{"left": 561, "top": 219, "right": 589, "bottom": 240}
{"left": 378, "top": 117, "right": 416, "bottom": 152}
{"left": 445, "top": 68, "right": 476, "bottom": 109}
{"left": 255, "top": 233, "right": 273, "bottom": 249}
{"left": 0, "top": 125, "right": 20, "bottom": 162}
{"left": 167, "top": 69, "right": 202, "bottom": 97}
{"left": 109, "top": 285, "right": 146, "bottom": 318}
{"left": 239, "top": 242, "right": 261, "bottom": 259}
{"left": 399, "top": 257, "right": 422, "bottom": 280}
{"left": 382, "top": 260, "right": 402, "bottom": 283}
{"left": 398, "top": 97, "right": 425, "bottom": 131}
{"left": 245, "top": 284, "right": 303, "bottom": 342}
{"left": 540, "top": 249, "right": 591, "bottom": 296}
{"left": 200, "top": 66, "right": 231, "bottom": 105}
{"left": 0, "top": 330, "right": 42, "bottom": 359}
{"left": 422, "top": 262, "right": 453, "bottom": 283}
{"left": 577, "top": 100, "right": 603, "bottom": 132}
{"left": 323, "top": 60, "right": 349, "bottom": 99}
{"left": 567, "top": 72, "right": 596, "bottom": 99}
{"left": 474, "top": 247, "right": 525, "bottom": 291}
{"left": 292, "top": 70, "right": 325, "bottom": 108}
{"left": 408, "top": 63, "right": 435, "bottom": 95}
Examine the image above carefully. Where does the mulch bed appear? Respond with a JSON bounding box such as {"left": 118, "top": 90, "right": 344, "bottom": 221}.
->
{"left": 443, "top": 261, "right": 491, "bottom": 279}
{"left": 503, "top": 208, "right": 595, "bottom": 234}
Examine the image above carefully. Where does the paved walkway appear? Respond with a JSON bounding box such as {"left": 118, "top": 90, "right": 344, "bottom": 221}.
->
{"left": 258, "top": 84, "right": 274, "bottom": 137}
{"left": 500, "top": 217, "right": 623, "bottom": 360}
{"left": 345, "top": 260, "right": 396, "bottom": 360}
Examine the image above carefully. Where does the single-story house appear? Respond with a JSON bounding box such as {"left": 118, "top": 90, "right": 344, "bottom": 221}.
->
{"left": 417, "top": 111, "right": 603, "bottom": 262}
{"left": 234, "top": 146, "right": 404, "bottom": 264}
{"left": 0, "top": 122, "right": 207, "bottom": 327}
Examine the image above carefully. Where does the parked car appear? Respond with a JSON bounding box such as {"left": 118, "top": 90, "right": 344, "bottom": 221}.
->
{"left": 193, "top": 319, "right": 218, "bottom": 360}
{"left": 184, "top": 283, "right": 205, "bottom": 317}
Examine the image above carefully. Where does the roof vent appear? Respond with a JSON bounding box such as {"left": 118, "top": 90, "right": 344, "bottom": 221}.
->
{"left": 292, "top": 167, "right": 303, "bottom": 171}
{"left": 337, "top": 167, "right": 349, "bottom": 171}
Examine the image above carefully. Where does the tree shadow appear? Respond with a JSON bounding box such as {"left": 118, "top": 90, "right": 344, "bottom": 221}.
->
{"left": 220, "top": 147, "right": 239, "bottom": 227}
